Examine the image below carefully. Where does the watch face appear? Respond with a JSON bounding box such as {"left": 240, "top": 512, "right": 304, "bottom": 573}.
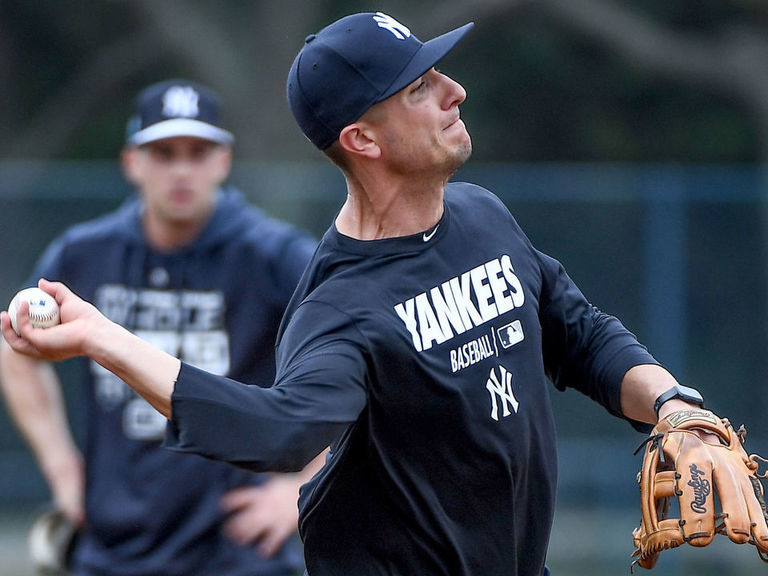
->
{"left": 677, "top": 385, "right": 703, "bottom": 402}
{"left": 654, "top": 385, "right": 704, "bottom": 416}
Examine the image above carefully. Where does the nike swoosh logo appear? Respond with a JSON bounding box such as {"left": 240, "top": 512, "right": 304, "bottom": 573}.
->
{"left": 422, "top": 224, "right": 440, "bottom": 242}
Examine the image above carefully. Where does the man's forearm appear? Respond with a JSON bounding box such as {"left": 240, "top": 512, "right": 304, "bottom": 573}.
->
{"left": 619, "top": 363, "right": 680, "bottom": 424}
{"left": 86, "top": 319, "right": 180, "bottom": 418}
{"left": 0, "top": 343, "right": 82, "bottom": 491}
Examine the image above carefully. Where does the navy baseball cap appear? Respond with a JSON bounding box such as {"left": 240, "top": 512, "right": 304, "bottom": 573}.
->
{"left": 287, "top": 12, "right": 474, "bottom": 150}
{"left": 126, "top": 79, "right": 234, "bottom": 147}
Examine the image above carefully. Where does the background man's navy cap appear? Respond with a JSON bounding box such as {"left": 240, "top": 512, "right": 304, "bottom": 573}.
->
{"left": 126, "top": 79, "right": 234, "bottom": 147}
{"left": 287, "top": 12, "right": 474, "bottom": 150}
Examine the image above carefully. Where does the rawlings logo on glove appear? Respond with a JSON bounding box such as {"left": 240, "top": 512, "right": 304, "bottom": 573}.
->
{"left": 631, "top": 409, "right": 768, "bottom": 570}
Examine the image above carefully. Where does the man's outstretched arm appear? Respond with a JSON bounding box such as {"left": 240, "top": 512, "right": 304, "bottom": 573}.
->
{"left": 1, "top": 279, "right": 180, "bottom": 418}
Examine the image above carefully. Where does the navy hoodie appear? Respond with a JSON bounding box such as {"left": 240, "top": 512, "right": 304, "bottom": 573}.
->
{"left": 28, "top": 189, "right": 316, "bottom": 576}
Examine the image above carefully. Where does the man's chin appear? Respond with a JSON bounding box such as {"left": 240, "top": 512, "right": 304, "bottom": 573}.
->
{"left": 448, "top": 142, "right": 472, "bottom": 174}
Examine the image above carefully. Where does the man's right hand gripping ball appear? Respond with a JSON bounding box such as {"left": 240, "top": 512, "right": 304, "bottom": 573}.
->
{"left": 632, "top": 409, "right": 768, "bottom": 570}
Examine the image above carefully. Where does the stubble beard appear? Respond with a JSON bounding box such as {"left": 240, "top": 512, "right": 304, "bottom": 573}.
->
{"left": 445, "top": 138, "right": 472, "bottom": 177}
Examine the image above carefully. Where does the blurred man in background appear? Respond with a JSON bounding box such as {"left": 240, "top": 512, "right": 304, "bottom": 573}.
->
{"left": 0, "top": 79, "right": 319, "bottom": 576}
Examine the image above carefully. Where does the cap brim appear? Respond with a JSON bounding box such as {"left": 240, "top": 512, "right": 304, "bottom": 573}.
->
{"left": 378, "top": 22, "right": 474, "bottom": 103}
{"left": 128, "top": 118, "right": 234, "bottom": 146}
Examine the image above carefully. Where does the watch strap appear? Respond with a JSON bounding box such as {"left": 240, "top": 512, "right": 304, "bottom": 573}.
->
{"left": 653, "top": 385, "right": 704, "bottom": 418}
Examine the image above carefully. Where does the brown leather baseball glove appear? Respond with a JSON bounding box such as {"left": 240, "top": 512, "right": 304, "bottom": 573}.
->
{"left": 632, "top": 409, "right": 768, "bottom": 570}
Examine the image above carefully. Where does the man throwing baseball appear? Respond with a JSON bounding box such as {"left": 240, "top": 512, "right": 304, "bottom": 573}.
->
{"left": 0, "top": 80, "right": 319, "bottom": 575}
{"left": 4, "top": 13, "right": 766, "bottom": 576}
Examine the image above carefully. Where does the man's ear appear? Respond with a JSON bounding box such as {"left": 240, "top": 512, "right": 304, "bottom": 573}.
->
{"left": 120, "top": 147, "right": 141, "bottom": 186}
{"left": 338, "top": 124, "right": 381, "bottom": 159}
{"left": 213, "top": 145, "right": 233, "bottom": 184}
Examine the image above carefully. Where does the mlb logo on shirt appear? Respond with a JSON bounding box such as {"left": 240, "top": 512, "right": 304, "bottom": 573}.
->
{"left": 498, "top": 320, "right": 524, "bottom": 349}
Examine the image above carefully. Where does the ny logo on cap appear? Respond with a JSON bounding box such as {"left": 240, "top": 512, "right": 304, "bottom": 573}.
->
{"left": 162, "top": 86, "right": 200, "bottom": 118}
{"left": 373, "top": 12, "right": 410, "bottom": 40}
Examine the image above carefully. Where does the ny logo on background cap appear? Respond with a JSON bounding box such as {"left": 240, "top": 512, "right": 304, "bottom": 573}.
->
{"left": 126, "top": 79, "right": 234, "bottom": 146}
{"left": 373, "top": 12, "right": 410, "bottom": 40}
{"left": 162, "top": 86, "right": 200, "bottom": 119}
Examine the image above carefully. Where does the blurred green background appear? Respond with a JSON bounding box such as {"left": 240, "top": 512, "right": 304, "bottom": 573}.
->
{"left": 2, "top": 1, "right": 768, "bottom": 574}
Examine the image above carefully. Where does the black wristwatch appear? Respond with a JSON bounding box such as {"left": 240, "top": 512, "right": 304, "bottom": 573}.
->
{"left": 653, "top": 384, "right": 704, "bottom": 418}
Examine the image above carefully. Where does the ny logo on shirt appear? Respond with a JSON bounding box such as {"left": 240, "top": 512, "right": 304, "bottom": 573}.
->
{"left": 486, "top": 364, "right": 519, "bottom": 421}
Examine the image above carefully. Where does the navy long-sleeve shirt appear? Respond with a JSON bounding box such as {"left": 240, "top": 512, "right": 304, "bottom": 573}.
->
{"left": 167, "top": 182, "right": 658, "bottom": 576}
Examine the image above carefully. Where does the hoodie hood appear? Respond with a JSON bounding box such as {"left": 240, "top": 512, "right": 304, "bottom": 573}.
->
{"left": 115, "top": 187, "right": 254, "bottom": 254}
{"left": 107, "top": 188, "right": 258, "bottom": 293}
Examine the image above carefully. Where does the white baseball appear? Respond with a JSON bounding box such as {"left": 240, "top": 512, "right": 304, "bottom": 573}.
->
{"left": 8, "top": 287, "right": 60, "bottom": 336}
